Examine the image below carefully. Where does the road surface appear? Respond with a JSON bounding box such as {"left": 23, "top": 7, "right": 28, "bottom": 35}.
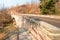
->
{"left": 7, "top": 15, "right": 60, "bottom": 40}
{"left": 26, "top": 16, "right": 60, "bottom": 28}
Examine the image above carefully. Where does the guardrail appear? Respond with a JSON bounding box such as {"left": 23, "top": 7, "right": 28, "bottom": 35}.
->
{"left": 11, "top": 14, "right": 60, "bottom": 19}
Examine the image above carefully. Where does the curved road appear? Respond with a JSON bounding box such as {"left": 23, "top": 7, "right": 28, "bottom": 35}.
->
{"left": 27, "top": 16, "right": 60, "bottom": 28}
{"left": 11, "top": 14, "right": 60, "bottom": 28}
{"left": 5, "top": 14, "right": 60, "bottom": 40}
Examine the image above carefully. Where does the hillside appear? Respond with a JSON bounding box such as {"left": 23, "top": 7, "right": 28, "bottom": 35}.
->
{"left": 7, "top": 4, "right": 40, "bottom": 15}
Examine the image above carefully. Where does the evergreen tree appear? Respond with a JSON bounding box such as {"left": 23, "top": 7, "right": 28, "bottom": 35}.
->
{"left": 40, "top": 0, "right": 58, "bottom": 15}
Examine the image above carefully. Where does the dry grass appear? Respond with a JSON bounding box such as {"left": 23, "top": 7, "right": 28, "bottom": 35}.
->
{"left": 0, "top": 22, "right": 17, "bottom": 40}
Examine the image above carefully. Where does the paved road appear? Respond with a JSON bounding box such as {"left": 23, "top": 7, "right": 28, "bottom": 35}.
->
{"left": 11, "top": 14, "right": 60, "bottom": 28}
{"left": 5, "top": 28, "right": 29, "bottom": 40}
{"left": 26, "top": 16, "right": 60, "bottom": 28}
{"left": 5, "top": 15, "right": 60, "bottom": 40}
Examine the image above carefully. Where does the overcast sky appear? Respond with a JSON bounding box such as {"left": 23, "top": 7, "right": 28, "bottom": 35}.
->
{"left": 0, "top": 0, "right": 39, "bottom": 9}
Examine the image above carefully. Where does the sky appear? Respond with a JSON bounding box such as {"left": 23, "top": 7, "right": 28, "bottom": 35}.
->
{"left": 0, "top": 0, "right": 39, "bottom": 9}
